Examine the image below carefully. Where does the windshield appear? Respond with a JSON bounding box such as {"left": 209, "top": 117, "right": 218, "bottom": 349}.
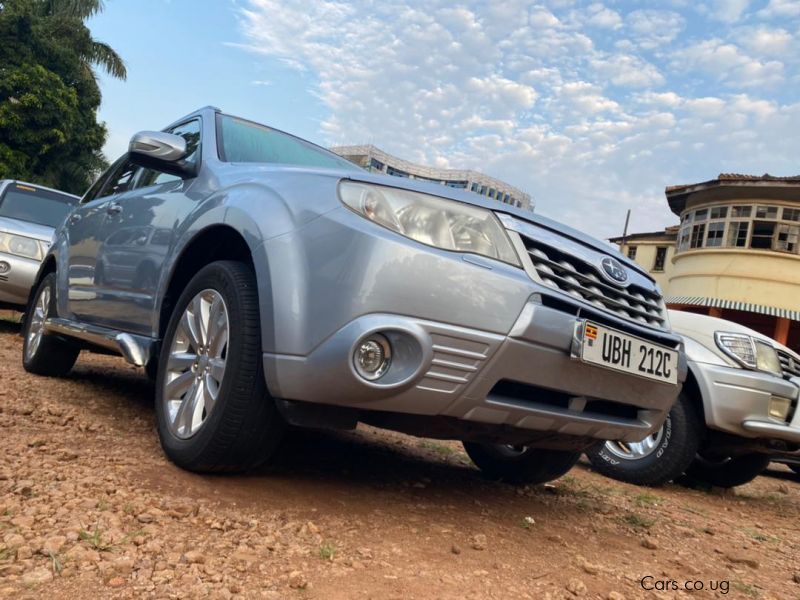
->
{"left": 0, "top": 184, "right": 77, "bottom": 228}
{"left": 217, "top": 114, "right": 360, "bottom": 171}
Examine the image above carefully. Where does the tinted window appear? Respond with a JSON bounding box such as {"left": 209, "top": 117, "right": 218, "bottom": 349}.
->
{"left": 136, "top": 119, "right": 201, "bottom": 189}
{"left": 218, "top": 115, "right": 359, "bottom": 171}
{"left": 0, "top": 183, "right": 77, "bottom": 228}
{"left": 100, "top": 160, "right": 139, "bottom": 197}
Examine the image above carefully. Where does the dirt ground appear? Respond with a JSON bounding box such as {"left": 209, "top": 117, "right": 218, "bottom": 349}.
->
{"left": 0, "top": 315, "right": 798, "bottom": 599}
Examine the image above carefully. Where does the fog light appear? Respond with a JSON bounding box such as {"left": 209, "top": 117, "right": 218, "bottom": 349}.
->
{"left": 0, "top": 261, "right": 9, "bottom": 274}
{"left": 768, "top": 396, "right": 791, "bottom": 421}
{"left": 354, "top": 334, "right": 391, "bottom": 381}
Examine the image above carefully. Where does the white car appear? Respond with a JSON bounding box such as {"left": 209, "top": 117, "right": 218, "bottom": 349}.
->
{"left": 587, "top": 310, "right": 800, "bottom": 487}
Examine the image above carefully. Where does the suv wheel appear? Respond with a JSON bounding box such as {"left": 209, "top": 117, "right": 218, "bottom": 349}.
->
{"left": 585, "top": 391, "right": 702, "bottom": 486}
{"left": 22, "top": 273, "right": 79, "bottom": 376}
{"left": 463, "top": 442, "right": 580, "bottom": 485}
{"left": 155, "top": 260, "right": 285, "bottom": 473}
{"left": 683, "top": 453, "right": 770, "bottom": 488}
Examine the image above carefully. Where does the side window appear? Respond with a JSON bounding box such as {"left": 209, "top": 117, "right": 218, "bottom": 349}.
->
{"left": 135, "top": 119, "right": 201, "bottom": 189}
{"left": 81, "top": 158, "right": 130, "bottom": 204}
{"left": 99, "top": 160, "right": 139, "bottom": 198}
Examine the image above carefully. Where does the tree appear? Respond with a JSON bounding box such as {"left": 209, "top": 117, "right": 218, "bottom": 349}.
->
{"left": 0, "top": 0, "right": 126, "bottom": 194}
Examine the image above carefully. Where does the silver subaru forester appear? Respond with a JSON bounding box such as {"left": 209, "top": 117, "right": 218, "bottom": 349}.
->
{"left": 23, "top": 106, "right": 685, "bottom": 483}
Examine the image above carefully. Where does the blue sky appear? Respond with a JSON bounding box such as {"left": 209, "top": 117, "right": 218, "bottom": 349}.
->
{"left": 89, "top": 0, "right": 800, "bottom": 239}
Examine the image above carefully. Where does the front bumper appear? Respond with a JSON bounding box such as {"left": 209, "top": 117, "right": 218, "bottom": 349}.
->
{"left": 265, "top": 298, "right": 684, "bottom": 443}
{"left": 691, "top": 362, "right": 800, "bottom": 443}
{"left": 0, "top": 251, "right": 40, "bottom": 309}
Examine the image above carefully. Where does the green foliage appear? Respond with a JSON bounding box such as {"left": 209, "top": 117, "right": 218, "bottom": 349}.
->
{"left": 0, "top": 0, "right": 126, "bottom": 194}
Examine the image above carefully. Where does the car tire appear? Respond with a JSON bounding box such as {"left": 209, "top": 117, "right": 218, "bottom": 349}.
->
{"left": 22, "top": 273, "right": 79, "bottom": 377}
{"left": 683, "top": 453, "right": 770, "bottom": 488}
{"left": 155, "top": 260, "right": 285, "bottom": 473}
{"left": 585, "top": 391, "right": 703, "bottom": 487}
{"left": 462, "top": 442, "right": 581, "bottom": 485}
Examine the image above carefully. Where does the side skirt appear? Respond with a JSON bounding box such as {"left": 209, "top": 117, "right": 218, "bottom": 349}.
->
{"left": 43, "top": 317, "right": 156, "bottom": 367}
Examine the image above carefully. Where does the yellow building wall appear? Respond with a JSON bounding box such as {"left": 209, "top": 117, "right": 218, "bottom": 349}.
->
{"left": 616, "top": 241, "right": 675, "bottom": 291}
{"left": 668, "top": 249, "right": 800, "bottom": 312}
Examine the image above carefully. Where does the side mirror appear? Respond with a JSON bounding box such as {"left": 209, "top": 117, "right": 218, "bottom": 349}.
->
{"left": 128, "top": 131, "right": 197, "bottom": 177}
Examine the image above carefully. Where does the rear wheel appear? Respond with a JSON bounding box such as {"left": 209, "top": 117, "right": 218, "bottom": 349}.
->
{"left": 155, "top": 260, "right": 285, "bottom": 473}
{"left": 683, "top": 453, "right": 770, "bottom": 488}
{"left": 22, "top": 273, "right": 79, "bottom": 377}
{"left": 585, "top": 391, "right": 702, "bottom": 487}
{"left": 463, "top": 442, "right": 580, "bottom": 485}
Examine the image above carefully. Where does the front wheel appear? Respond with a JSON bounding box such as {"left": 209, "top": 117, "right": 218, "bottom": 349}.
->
{"left": 155, "top": 260, "right": 285, "bottom": 473}
{"left": 463, "top": 442, "right": 580, "bottom": 485}
{"left": 22, "top": 273, "right": 79, "bottom": 376}
{"left": 585, "top": 391, "right": 703, "bottom": 487}
{"left": 683, "top": 453, "right": 770, "bottom": 488}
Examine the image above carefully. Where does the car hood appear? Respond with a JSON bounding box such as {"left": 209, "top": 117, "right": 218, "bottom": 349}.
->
{"left": 0, "top": 216, "right": 55, "bottom": 242}
{"left": 225, "top": 163, "right": 648, "bottom": 280}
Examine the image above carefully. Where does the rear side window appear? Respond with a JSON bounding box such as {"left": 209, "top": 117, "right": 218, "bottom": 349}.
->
{"left": 217, "top": 114, "right": 359, "bottom": 171}
{"left": 0, "top": 183, "right": 78, "bottom": 228}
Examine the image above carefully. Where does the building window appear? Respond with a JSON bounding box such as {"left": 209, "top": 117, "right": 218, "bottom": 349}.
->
{"left": 706, "top": 222, "right": 725, "bottom": 247}
{"left": 678, "top": 223, "right": 691, "bottom": 251}
{"left": 369, "top": 158, "right": 384, "bottom": 171}
{"left": 470, "top": 182, "right": 479, "bottom": 192}
{"left": 627, "top": 246, "right": 637, "bottom": 260}
{"left": 756, "top": 205, "right": 778, "bottom": 219}
{"left": 750, "top": 221, "right": 775, "bottom": 249}
{"left": 710, "top": 206, "right": 728, "bottom": 219}
{"left": 775, "top": 224, "right": 799, "bottom": 253}
{"left": 690, "top": 224, "right": 705, "bottom": 248}
{"left": 732, "top": 205, "right": 752, "bottom": 218}
{"left": 727, "top": 221, "right": 749, "bottom": 247}
{"left": 782, "top": 207, "right": 800, "bottom": 222}
{"left": 694, "top": 209, "right": 708, "bottom": 221}
{"left": 653, "top": 247, "right": 668, "bottom": 272}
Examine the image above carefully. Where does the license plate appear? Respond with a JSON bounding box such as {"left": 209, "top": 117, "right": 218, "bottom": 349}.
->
{"left": 580, "top": 322, "right": 678, "bottom": 384}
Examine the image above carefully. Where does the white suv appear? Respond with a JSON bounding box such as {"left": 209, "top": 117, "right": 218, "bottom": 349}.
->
{"left": 588, "top": 310, "right": 800, "bottom": 487}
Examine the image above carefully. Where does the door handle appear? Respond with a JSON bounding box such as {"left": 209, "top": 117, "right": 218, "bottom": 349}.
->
{"left": 106, "top": 203, "right": 123, "bottom": 216}
{"left": 68, "top": 213, "right": 82, "bottom": 225}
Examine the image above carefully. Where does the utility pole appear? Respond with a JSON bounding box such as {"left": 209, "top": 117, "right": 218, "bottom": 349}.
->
{"left": 621, "top": 209, "right": 631, "bottom": 249}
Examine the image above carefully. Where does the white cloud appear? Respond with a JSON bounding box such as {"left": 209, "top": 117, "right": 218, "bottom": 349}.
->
{"left": 738, "top": 26, "right": 793, "bottom": 55}
{"left": 671, "top": 38, "right": 784, "bottom": 87}
{"left": 626, "top": 10, "right": 685, "bottom": 49}
{"left": 706, "top": 0, "right": 751, "bottom": 23}
{"left": 758, "top": 0, "right": 800, "bottom": 18}
{"left": 234, "top": 0, "right": 800, "bottom": 238}
{"left": 590, "top": 54, "right": 665, "bottom": 87}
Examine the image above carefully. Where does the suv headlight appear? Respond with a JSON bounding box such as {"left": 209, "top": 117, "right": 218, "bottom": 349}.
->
{"left": 0, "top": 232, "right": 45, "bottom": 261}
{"left": 339, "top": 181, "right": 521, "bottom": 267}
{"left": 715, "top": 332, "right": 782, "bottom": 375}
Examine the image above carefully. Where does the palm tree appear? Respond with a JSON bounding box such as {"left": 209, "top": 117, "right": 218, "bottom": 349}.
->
{"left": 37, "top": 0, "right": 127, "bottom": 80}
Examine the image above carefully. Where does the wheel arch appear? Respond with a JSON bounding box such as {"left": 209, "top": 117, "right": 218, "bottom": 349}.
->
{"left": 156, "top": 225, "right": 258, "bottom": 341}
{"left": 682, "top": 364, "right": 708, "bottom": 425}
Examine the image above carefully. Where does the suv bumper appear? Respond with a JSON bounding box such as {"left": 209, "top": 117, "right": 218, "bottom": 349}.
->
{"left": 692, "top": 362, "right": 800, "bottom": 443}
{"left": 264, "top": 298, "right": 684, "bottom": 443}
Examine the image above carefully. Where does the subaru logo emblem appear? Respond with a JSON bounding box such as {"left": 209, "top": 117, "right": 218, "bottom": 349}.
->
{"left": 601, "top": 257, "right": 628, "bottom": 285}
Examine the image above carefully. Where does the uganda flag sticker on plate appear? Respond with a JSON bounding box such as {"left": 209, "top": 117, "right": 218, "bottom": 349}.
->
{"left": 585, "top": 323, "right": 598, "bottom": 346}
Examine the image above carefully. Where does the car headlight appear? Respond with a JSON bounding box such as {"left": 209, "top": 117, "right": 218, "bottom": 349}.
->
{"left": 0, "top": 232, "right": 45, "bottom": 261}
{"left": 714, "top": 332, "right": 782, "bottom": 375}
{"left": 338, "top": 181, "right": 521, "bottom": 267}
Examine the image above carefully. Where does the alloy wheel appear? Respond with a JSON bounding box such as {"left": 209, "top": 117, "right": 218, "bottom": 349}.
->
{"left": 163, "top": 289, "right": 229, "bottom": 439}
{"left": 26, "top": 285, "right": 50, "bottom": 361}
{"left": 604, "top": 427, "right": 664, "bottom": 460}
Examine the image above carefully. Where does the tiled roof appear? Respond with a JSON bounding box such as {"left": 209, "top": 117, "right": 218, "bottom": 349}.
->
{"left": 666, "top": 173, "right": 800, "bottom": 194}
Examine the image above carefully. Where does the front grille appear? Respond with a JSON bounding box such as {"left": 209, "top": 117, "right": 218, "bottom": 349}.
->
{"left": 522, "top": 237, "right": 667, "bottom": 329}
{"left": 778, "top": 350, "right": 800, "bottom": 379}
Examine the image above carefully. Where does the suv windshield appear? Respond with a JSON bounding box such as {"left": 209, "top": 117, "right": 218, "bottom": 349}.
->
{"left": 0, "top": 184, "right": 77, "bottom": 228}
{"left": 217, "top": 114, "right": 360, "bottom": 171}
